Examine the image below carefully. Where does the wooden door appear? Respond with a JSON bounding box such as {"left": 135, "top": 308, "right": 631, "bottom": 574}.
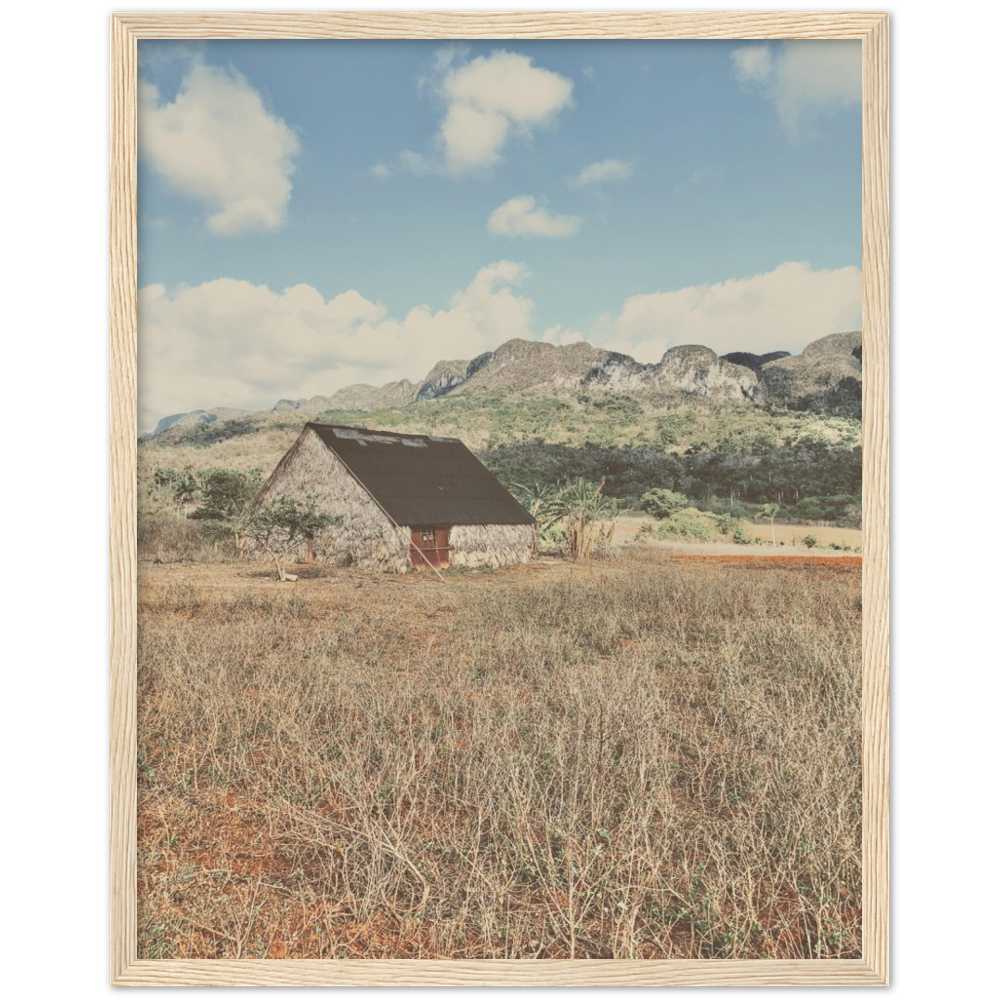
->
{"left": 410, "top": 527, "right": 451, "bottom": 569}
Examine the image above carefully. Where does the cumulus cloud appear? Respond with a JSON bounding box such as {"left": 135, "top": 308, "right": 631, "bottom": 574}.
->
{"left": 600, "top": 261, "right": 861, "bottom": 362}
{"left": 370, "top": 163, "right": 391, "bottom": 180}
{"left": 397, "top": 150, "right": 431, "bottom": 176}
{"left": 139, "top": 61, "right": 299, "bottom": 234}
{"left": 566, "top": 159, "right": 633, "bottom": 189}
{"left": 138, "top": 262, "right": 535, "bottom": 432}
{"left": 138, "top": 257, "right": 861, "bottom": 432}
{"left": 487, "top": 196, "right": 582, "bottom": 238}
{"left": 732, "top": 46, "right": 773, "bottom": 86}
{"left": 405, "top": 49, "right": 574, "bottom": 175}
{"left": 731, "top": 40, "right": 861, "bottom": 137}
{"left": 541, "top": 324, "right": 586, "bottom": 346}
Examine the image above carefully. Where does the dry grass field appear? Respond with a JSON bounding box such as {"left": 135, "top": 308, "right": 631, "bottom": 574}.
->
{"left": 136, "top": 549, "right": 861, "bottom": 960}
{"left": 610, "top": 515, "right": 862, "bottom": 552}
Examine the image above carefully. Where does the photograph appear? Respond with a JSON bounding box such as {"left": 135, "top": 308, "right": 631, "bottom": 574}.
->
{"left": 128, "top": 29, "right": 876, "bottom": 969}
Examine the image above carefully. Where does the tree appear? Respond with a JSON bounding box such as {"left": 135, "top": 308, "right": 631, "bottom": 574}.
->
{"left": 558, "top": 478, "right": 620, "bottom": 561}
{"left": 154, "top": 466, "right": 199, "bottom": 514}
{"left": 189, "top": 468, "right": 263, "bottom": 543}
{"left": 757, "top": 502, "right": 780, "bottom": 546}
{"left": 242, "top": 497, "right": 338, "bottom": 581}
{"left": 640, "top": 488, "right": 689, "bottom": 520}
{"left": 508, "top": 481, "right": 563, "bottom": 556}
{"left": 190, "top": 469, "right": 262, "bottom": 521}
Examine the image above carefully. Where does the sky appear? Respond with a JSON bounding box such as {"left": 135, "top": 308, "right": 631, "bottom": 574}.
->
{"left": 137, "top": 38, "right": 862, "bottom": 432}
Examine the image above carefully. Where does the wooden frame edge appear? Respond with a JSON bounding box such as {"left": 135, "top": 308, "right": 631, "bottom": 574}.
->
{"left": 111, "top": 10, "right": 888, "bottom": 39}
{"left": 860, "top": 11, "right": 891, "bottom": 989}
{"left": 110, "top": 11, "right": 138, "bottom": 987}
{"left": 110, "top": 11, "right": 890, "bottom": 987}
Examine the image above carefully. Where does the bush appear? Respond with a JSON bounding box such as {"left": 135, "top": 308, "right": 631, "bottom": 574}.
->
{"left": 652, "top": 508, "right": 717, "bottom": 542}
{"left": 243, "top": 496, "right": 338, "bottom": 581}
{"left": 189, "top": 468, "right": 262, "bottom": 522}
{"left": 640, "top": 488, "right": 689, "bottom": 520}
{"left": 699, "top": 495, "right": 756, "bottom": 520}
{"left": 803, "top": 535, "right": 818, "bottom": 549}
{"left": 715, "top": 514, "right": 752, "bottom": 545}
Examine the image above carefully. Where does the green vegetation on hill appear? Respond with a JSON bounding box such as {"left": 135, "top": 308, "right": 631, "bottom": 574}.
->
{"left": 140, "top": 389, "right": 862, "bottom": 528}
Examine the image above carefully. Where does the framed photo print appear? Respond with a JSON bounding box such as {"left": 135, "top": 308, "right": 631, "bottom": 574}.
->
{"left": 111, "top": 11, "right": 888, "bottom": 987}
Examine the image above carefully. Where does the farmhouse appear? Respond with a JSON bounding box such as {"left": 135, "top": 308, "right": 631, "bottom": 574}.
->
{"left": 244, "top": 423, "right": 536, "bottom": 573}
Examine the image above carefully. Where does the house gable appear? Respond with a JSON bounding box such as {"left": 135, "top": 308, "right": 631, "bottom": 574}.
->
{"left": 253, "top": 426, "right": 410, "bottom": 572}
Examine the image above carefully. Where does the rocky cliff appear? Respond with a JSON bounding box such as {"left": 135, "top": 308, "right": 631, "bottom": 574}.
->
{"left": 150, "top": 331, "right": 863, "bottom": 436}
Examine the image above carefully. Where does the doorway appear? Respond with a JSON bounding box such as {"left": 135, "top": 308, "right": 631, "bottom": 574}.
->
{"left": 410, "top": 527, "right": 451, "bottom": 569}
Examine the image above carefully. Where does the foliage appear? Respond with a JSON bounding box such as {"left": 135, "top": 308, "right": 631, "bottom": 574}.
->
{"left": 651, "top": 509, "right": 718, "bottom": 542}
{"left": 757, "top": 503, "right": 780, "bottom": 546}
{"left": 487, "top": 441, "right": 685, "bottom": 507}
{"left": 640, "top": 488, "right": 690, "bottom": 520}
{"left": 714, "top": 513, "right": 752, "bottom": 545}
{"left": 575, "top": 393, "right": 643, "bottom": 418}
{"left": 555, "top": 478, "right": 620, "bottom": 561}
{"left": 152, "top": 466, "right": 199, "bottom": 511}
{"left": 655, "top": 417, "right": 678, "bottom": 447}
{"left": 189, "top": 468, "right": 263, "bottom": 523}
{"left": 142, "top": 389, "right": 863, "bottom": 528}
{"left": 158, "top": 415, "right": 266, "bottom": 447}
{"left": 242, "top": 497, "right": 339, "bottom": 581}
{"left": 507, "top": 481, "right": 563, "bottom": 554}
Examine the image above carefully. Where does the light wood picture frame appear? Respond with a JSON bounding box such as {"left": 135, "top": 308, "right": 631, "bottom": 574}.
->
{"left": 111, "top": 11, "right": 889, "bottom": 987}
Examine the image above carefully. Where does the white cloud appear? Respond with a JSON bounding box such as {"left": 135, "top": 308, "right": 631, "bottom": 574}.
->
{"left": 732, "top": 40, "right": 861, "bottom": 137}
{"left": 487, "top": 196, "right": 582, "bottom": 239}
{"left": 398, "top": 149, "right": 431, "bottom": 176}
{"left": 138, "top": 258, "right": 861, "bottom": 432}
{"left": 138, "top": 41, "right": 207, "bottom": 73}
{"left": 370, "top": 163, "right": 391, "bottom": 179}
{"left": 139, "top": 62, "right": 299, "bottom": 234}
{"left": 409, "top": 49, "right": 573, "bottom": 175}
{"left": 732, "top": 46, "right": 773, "bottom": 86}
{"left": 541, "top": 325, "right": 585, "bottom": 346}
{"left": 600, "top": 261, "right": 861, "bottom": 362}
{"left": 440, "top": 103, "right": 510, "bottom": 172}
{"left": 567, "top": 159, "right": 633, "bottom": 189}
{"left": 138, "top": 262, "right": 535, "bottom": 432}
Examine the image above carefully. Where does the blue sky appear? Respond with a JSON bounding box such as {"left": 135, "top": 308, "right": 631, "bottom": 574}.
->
{"left": 137, "top": 38, "right": 861, "bottom": 431}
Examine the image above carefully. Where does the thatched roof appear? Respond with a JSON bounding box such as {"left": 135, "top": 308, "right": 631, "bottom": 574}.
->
{"left": 306, "top": 424, "right": 534, "bottom": 527}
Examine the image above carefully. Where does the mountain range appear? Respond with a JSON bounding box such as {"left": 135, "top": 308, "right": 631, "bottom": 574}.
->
{"left": 151, "top": 331, "right": 862, "bottom": 437}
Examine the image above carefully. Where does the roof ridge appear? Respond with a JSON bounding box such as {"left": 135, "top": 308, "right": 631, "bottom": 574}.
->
{"left": 305, "top": 421, "right": 460, "bottom": 443}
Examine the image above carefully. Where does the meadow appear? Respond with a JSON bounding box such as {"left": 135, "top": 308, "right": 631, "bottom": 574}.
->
{"left": 136, "top": 547, "right": 861, "bottom": 960}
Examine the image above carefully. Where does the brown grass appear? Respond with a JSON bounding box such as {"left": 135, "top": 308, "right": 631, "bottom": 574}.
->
{"left": 137, "top": 551, "right": 861, "bottom": 960}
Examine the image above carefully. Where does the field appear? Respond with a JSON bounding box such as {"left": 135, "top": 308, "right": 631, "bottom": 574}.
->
{"left": 610, "top": 515, "right": 862, "bottom": 552}
{"left": 137, "top": 549, "right": 861, "bottom": 960}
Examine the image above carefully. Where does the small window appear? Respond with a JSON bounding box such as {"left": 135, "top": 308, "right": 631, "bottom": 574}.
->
{"left": 420, "top": 530, "right": 435, "bottom": 543}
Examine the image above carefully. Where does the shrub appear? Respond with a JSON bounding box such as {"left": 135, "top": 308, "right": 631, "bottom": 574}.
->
{"left": 640, "top": 488, "right": 689, "bottom": 520}
{"left": 190, "top": 468, "right": 262, "bottom": 522}
{"left": 652, "top": 508, "right": 717, "bottom": 542}
{"left": 243, "top": 497, "right": 339, "bottom": 581}
{"left": 714, "top": 513, "right": 752, "bottom": 545}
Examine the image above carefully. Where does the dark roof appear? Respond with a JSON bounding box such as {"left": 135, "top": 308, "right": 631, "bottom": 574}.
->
{"left": 306, "top": 423, "right": 534, "bottom": 527}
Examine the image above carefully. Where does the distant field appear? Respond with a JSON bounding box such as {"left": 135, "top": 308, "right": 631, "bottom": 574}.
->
{"left": 743, "top": 523, "right": 861, "bottom": 549}
{"left": 612, "top": 515, "right": 861, "bottom": 553}
{"left": 137, "top": 550, "right": 861, "bottom": 960}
